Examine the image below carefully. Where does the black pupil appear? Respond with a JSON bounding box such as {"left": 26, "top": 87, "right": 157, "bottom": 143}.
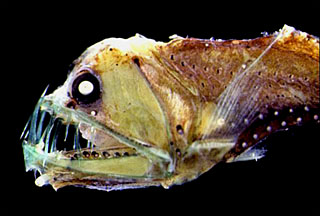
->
{"left": 71, "top": 72, "right": 101, "bottom": 104}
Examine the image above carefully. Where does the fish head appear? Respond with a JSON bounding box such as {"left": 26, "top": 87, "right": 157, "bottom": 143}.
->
{"left": 22, "top": 35, "right": 175, "bottom": 191}
{"left": 22, "top": 26, "right": 320, "bottom": 191}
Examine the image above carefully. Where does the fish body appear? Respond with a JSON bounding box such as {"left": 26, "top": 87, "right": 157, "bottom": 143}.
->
{"left": 22, "top": 25, "right": 319, "bottom": 191}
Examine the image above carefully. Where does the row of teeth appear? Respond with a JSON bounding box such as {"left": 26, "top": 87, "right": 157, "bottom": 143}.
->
{"left": 22, "top": 95, "right": 96, "bottom": 154}
{"left": 22, "top": 95, "right": 139, "bottom": 160}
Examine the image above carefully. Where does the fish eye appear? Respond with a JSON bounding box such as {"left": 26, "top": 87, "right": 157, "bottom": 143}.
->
{"left": 71, "top": 70, "right": 101, "bottom": 105}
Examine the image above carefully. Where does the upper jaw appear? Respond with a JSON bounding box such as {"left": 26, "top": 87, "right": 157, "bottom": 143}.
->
{"left": 22, "top": 85, "right": 140, "bottom": 160}
{"left": 21, "top": 94, "right": 155, "bottom": 190}
{"left": 22, "top": 87, "right": 173, "bottom": 190}
{"left": 28, "top": 84, "right": 172, "bottom": 163}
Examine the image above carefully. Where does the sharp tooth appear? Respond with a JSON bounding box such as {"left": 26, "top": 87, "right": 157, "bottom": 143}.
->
{"left": 40, "top": 124, "right": 49, "bottom": 144}
{"left": 30, "top": 100, "right": 40, "bottom": 144}
{"left": 21, "top": 116, "right": 31, "bottom": 139}
{"left": 23, "top": 130, "right": 30, "bottom": 140}
{"left": 44, "top": 118, "right": 55, "bottom": 154}
{"left": 90, "top": 126, "right": 95, "bottom": 150}
{"left": 64, "top": 124, "right": 70, "bottom": 142}
{"left": 29, "top": 86, "right": 49, "bottom": 144}
{"left": 73, "top": 125, "right": 80, "bottom": 152}
{"left": 86, "top": 139, "right": 91, "bottom": 149}
{"left": 50, "top": 120, "right": 61, "bottom": 153}
{"left": 36, "top": 111, "right": 47, "bottom": 143}
{"left": 41, "top": 85, "right": 50, "bottom": 97}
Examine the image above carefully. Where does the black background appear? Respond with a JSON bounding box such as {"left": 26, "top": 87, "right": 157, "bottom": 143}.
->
{"left": 3, "top": 2, "right": 319, "bottom": 214}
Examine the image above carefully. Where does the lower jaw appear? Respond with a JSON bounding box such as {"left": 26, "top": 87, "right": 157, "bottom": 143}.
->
{"left": 22, "top": 95, "right": 172, "bottom": 191}
{"left": 21, "top": 104, "right": 155, "bottom": 190}
{"left": 22, "top": 139, "right": 163, "bottom": 191}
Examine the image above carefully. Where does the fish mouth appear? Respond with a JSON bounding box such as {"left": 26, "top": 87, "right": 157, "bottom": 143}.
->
{"left": 21, "top": 88, "right": 169, "bottom": 191}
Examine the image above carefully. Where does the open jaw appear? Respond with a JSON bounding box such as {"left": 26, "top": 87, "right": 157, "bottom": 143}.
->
{"left": 21, "top": 89, "right": 172, "bottom": 191}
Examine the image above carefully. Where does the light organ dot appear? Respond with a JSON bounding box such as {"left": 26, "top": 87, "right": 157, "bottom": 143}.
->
{"left": 314, "top": 115, "right": 319, "bottom": 120}
{"left": 217, "top": 118, "right": 225, "bottom": 126}
{"left": 253, "top": 134, "right": 258, "bottom": 139}
{"left": 244, "top": 118, "right": 249, "bottom": 124}
{"left": 281, "top": 121, "right": 287, "bottom": 127}
{"left": 78, "top": 80, "right": 94, "bottom": 95}
{"left": 267, "top": 126, "right": 272, "bottom": 132}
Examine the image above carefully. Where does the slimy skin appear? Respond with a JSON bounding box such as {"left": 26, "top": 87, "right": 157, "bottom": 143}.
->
{"left": 22, "top": 25, "right": 319, "bottom": 191}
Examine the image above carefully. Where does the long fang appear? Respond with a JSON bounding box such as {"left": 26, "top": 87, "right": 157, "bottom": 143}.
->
{"left": 64, "top": 124, "right": 70, "bottom": 142}
{"left": 20, "top": 116, "right": 31, "bottom": 139}
{"left": 73, "top": 125, "right": 80, "bottom": 152}
{"left": 44, "top": 118, "right": 54, "bottom": 154}
{"left": 30, "top": 100, "right": 41, "bottom": 144}
{"left": 50, "top": 120, "right": 61, "bottom": 153}
{"left": 29, "top": 86, "right": 49, "bottom": 144}
{"left": 36, "top": 111, "right": 47, "bottom": 143}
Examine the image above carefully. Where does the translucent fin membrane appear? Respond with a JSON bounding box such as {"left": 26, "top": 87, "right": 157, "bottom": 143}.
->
{"left": 203, "top": 30, "right": 286, "bottom": 139}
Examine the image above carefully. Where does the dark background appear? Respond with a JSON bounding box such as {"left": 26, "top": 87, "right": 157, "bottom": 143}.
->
{"left": 3, "top": 2, "right": 319, "bottom": 214}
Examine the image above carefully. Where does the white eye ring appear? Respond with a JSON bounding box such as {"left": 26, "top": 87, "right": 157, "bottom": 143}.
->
{"left": 78, "top": 80, "right": 94, "bottom": 95}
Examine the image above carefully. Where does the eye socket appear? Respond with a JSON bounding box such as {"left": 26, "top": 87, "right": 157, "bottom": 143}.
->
{"left": 71, "top": 71, "right": 101, "bottom": 105}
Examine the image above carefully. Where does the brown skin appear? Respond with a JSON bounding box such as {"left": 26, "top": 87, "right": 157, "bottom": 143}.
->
{"left": 70, "top": 27, "right": 318, "bottom": 188}
{"left": 27, "top": 26, "right": 319, "bottom": 190}
{"left": 135, "top": 28, "right": 319, "bottom": 185}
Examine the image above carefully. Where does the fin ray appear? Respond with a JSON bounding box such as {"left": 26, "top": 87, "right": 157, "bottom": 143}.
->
{"left": 202, "top": 26, "right": 289, "bottom": 140}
